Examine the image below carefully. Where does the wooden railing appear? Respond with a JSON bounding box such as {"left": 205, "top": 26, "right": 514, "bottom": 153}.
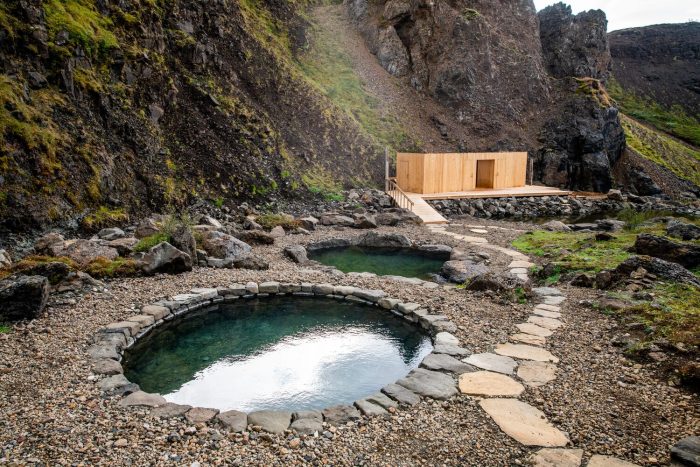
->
{"left": 385, "top": 177, "right": 415, "bottom": 211}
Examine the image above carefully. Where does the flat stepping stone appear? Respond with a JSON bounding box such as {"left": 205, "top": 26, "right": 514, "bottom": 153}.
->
{"left": 421, "top": 353, "right": 475, "bottom": 374}
{"left": 495, "top": 343, "right": 559, "bottom": 363}
{"left": 509, "top": 260, "right": 535, "bottom": 268}
{"left": 290, "top": 417, "right": 323, "bottom": 434}
{"left": 532, "top": 309, "right": 562, "bottom": 319}
{"left": 463, "top": 353, "right": 517, "bottom": 374}
{"left": 510, "top": 333, "right": 546, "bottom": 346}
{"left": 544, "top": 296, "right": 566, "bottom": 305}
{"left": 396, "top": 368, "right": 458, "bottom": 400}
{"left": 479, "top": 399, "right": 569, "bottom": 447}
{"left": 382, "top": 383, "right": 420, "bottom": 406}
{"left": 517, "top": 323, "right": 553, "bottom": 337}
{"left": 528, "top": 316, "right": 563, "bottom": 330}
{"left": 530, "top": 448, "right": 583, "bottom": 467}
{"left": 247, "top": 410, "right": 292, "bottom": 434}
{"left": 459, "top": 371, "right": 524, "bottom": 397}
{"left": 535, "top": 304, "right": 560, "bottom": 312}
{"left": 532, "top": 287, "right": 562, "bottom": 296}
{"left": 510, "top": 268, "right": 529, "bottom": 274}
{"left": 587, "top": 455, "right": 641, "bottom": 467}
{"left": 322, "top": 405, "right": 360, "bottom": 425}
{"left": 517, "top": 361, "right": 558, "bottom": 387}
{"left": 469, "top": 229, "right": 488, "bottom": 234}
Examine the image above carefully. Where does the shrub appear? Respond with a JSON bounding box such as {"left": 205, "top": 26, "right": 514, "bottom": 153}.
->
{"left": 133, "top": 232, "right": 171, "bottom": 253}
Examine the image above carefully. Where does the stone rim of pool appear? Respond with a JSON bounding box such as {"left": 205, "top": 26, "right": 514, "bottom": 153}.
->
{"left": 90, "top": 282, "right": 465, "bottom": 434}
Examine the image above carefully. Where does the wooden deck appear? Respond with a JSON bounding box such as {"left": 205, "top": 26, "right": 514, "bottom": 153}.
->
{"left": 416, "top": 185, "right": 570, "bottom": 200}
{"left": 387, "top": 185, "right": 570, "bottom": 225}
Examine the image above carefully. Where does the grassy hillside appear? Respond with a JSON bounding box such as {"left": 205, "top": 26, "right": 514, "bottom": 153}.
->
{"left": 619, "top": 115, "right": 700, "bottom": 187}
{"left": 608, "top": 78, "right": 700, "bottom": 147}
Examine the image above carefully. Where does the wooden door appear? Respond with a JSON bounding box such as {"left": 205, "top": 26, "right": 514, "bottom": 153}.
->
{"left": 476, "top": 160, "right": 495, "bottom": 189}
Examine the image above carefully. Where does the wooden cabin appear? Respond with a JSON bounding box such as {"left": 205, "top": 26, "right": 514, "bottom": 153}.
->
{"left": 395, "top": 152, "right": 528, "bottom": 194}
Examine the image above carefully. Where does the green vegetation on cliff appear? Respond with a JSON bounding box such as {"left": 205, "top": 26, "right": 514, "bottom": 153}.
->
{"left": 608, "top": 78, "right": 700, "bottom": 147}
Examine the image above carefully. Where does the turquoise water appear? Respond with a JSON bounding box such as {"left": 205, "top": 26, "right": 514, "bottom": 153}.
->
{"left": 308, "top": 246, "right": 446, "bottom": 280}
{"left": 123, "top": 297, "right": 432, "bottom": 412}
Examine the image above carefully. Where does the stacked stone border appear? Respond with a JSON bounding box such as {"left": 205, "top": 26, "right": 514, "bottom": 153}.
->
{"left": 88, "top": 281, "right": 468, "bottom": 435}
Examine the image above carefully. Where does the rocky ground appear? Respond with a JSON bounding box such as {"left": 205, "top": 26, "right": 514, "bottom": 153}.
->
{"left": 1, "top": 220, "right": 697, "bottom": 466}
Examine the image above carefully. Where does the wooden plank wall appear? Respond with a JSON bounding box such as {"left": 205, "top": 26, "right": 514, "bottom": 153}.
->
{"left": 396, "top": 152, "right": 528, "bottom": 194}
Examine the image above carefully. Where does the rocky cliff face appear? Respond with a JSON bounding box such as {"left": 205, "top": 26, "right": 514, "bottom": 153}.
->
{"left": 609, "top": 22, "right": 700, "bottom": 117}
{"left": 0, "top": 0, "right": 382, "bottom": 231}
{"left": 346, "top": 0, "right": 551, "bottom": 144}
{"left": 348, "top": 0, "right": 626, "bottom": 192}
{"left": 538, "top": 2, "right": 611, "bottom": 81}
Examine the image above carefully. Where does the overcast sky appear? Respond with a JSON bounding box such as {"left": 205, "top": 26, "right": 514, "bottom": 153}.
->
{"left": 533, "top": 1, "right": 700, "bottom": 31}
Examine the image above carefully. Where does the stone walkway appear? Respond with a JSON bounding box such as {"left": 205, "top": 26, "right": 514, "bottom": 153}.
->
{"left": 426, "top": 223, "right": 641, "bottom": 466}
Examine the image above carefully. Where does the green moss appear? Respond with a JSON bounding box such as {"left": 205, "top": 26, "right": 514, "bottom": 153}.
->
{"left": 237, "top": 0, "right": 291, "bottom": 58}
{"left": 256, "top": 213, "right": 300, "bottom": 230}
{"left": 0, "top": 3, "right": 22, "bottom": 39}
{"left": 608, "top": 78, "right": 700, "bottom": 147}
{"left": 301, "top": 167, "right": 344, "bottom": 200}
{"left": 81, "top": 206, "right": 129, "bottom": 231}
{"left": 84, "top": 257, "right": 141, "bottom": 278}
{"left": 0, "top": 255, "right": 77, "bottom": 283}
{"left": 133, "top": 232, "right": 171, "bottom": 253}
{"left": 43, "top": 0, "right": 119, "bottom": 57}
{"left": 0, "top": 324, "right": 9, "bottom": 334}
{"left": 0, "top": 75, "right": 66, "bottom": 167}
{"left": 620, "top": 114, "right": 700, "bottom": 186}
{"left": 613, "top": 283, "right": 700, "bottom": 346}
{"left": 461, "top": 8, "right": 481, "bottom": 21}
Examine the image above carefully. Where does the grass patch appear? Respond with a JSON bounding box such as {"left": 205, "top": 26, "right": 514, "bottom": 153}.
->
{"left": 615, "top": 283, "right": 700, "bottom": 346}
{"left": 301, "top": 167, "right": 345, "bottom": 201}
{"left": 133, "top": 232, "right": 171, "bottom": 253}
{"left": 81, "top": 206, "right": 129, "bottom": 231}
{"left": 84, "top": 257, "right": 141, "bottom": 278}
{"left": 43, "top": 0, "right": 119, "bottom": 57}
{"left": 608, "top": 78, "right": 700, "bottom": 147}
{"left": 0, "top": 255, "right": 77, "bottom": 282}
{"left": 513, "top": 227, "right": 657, "bottom": 274}
{"left": 256, "top": 213, "right": 300, "bottom": 230}
{"left": 0, "top": 324, "right": 9, "bottom": 334}
{"left": 296, "top": 12, "right": 413, "bottom": 153}
{"left": 620, "top": 114, "right": 700, "bottom": 186}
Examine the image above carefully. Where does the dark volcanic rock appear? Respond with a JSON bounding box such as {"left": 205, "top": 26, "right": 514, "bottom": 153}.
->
{"left": 354, "top": 231, "right": 411, "bottom": 248}
{"left": 441, "top": 260, "right": 489, "bottom": 284}
{"left": 170, "top": 225, "right": 197, "bottom": 264}
{"left": 671, "top": 436, "right": 700, "bottom": 467}
{"left": 633, "top": 234, "right": 700, "bottom": 269}
{"left": 539, "top": 3, "right": 611, "bottom": 81}
{"left": 667, "top": 219, "right": 700, "bottom": 241}
{"left": 612, "top": 256, "right": 700, "bottom": 287}
{"left": 0, "top": 275, "right": 49, "bottom": 321}
{"left": 534, "top": 86, "right": 626, "bottom": 192}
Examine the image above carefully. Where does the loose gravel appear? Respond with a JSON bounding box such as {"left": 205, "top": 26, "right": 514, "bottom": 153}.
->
{"left": 0, "top": 222, "right": 697, "bottom": 465}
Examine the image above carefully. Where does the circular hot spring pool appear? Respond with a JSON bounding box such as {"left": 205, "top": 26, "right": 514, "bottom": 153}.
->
{"left": 122, "top": 296, "right": 433, "bottom": 412}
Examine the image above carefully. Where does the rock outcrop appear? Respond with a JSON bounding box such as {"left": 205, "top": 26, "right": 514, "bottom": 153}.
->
{"left": 539, "top": 3, "right": 612, "bottom": 81}
{"left": 0, "top": 275, "right": 50, "bottom": 321}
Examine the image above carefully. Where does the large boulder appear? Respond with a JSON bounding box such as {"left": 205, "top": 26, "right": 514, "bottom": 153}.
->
{"left": 441, "top": 260, "right": 489, "bottom": 284}
{"left": 34, "top": 232, "right": 65, "bottom": 255}
{"left": 0, "top": 275, "right": 49, "bottom": 321}
{"left": 284, "top": 245, "right": 309, "bottom": 264}
{"left": 667, "top": 219, "right": 700, "bottom": 241}
{"left": 633, "top": 234, "right": 700, "bottom": 269}
{"left": 58, "top": 239, "right": 119, "bottom": 267}
{"left": 106, "top": 237, "right": 139, "bottom": 256}
{"left": 97, "top": 228, "right": 125, "bottom": 241}
{"left": 134, "top": 218, "right": 161, "bottom": 239}
{"left": 236, "top": 230, "right": 275, "bottom": 245}
{"left": 170, "top": 224, "right": 197, "bottom": 262}
{"left": 201, "top": 231, "right": 252, "bottom": 261}
{"left": 354, "top": 231, "right": 411, "bottom": 248}
{"left": 612, "top": 256, "right": 700, "bottom": 287}
{"left": 142, "top": 242, "right": 192, "bottom": 275}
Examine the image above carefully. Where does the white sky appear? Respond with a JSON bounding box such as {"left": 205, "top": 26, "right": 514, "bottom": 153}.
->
{"left": 533, "top": 1, "right": 700, "bottom": 31}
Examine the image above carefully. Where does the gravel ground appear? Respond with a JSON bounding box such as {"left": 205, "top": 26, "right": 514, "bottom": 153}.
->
{"left": 0, "top": 222, "right": 697, "bottom": 465}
